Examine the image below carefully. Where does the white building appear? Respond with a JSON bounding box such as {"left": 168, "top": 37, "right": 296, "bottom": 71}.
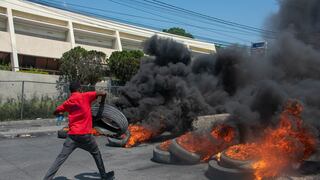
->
{"left": 0, "top": 0, "right": 216, "bottom": 74}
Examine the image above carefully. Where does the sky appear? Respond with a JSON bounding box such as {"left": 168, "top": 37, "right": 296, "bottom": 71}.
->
{"left": 34, "top": 0, "right": 280, "bottom": 46}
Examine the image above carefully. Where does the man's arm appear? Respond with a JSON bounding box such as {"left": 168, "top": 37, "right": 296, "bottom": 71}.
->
{"left": 53, "top": 103, "right": 66, "bottom": 115}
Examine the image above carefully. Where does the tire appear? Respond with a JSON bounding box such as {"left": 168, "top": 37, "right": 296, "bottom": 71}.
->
{"left": 219, "top": 150, "right": 254, "bottom": 169}
{"left": 106, "top": 130, "right": 130, "bottom": 147}
{"left": 57, "top": 129, "right": 68, "bottom": 139}
{"left": 91, "top": 104, "right": 128, "bottom": 134}
{"left": 205, "top": 160, "right": 254, "bottom": 180}
{"left": 94, "top": 126, "right": 118, "bottom": 136}
{"left": 168, "top": 139, "right": 201, "bottom": 164}
{"left": 152, "top": 145, "right": 172, "bottom": 164}
{"left": 152, "top": 145, "right": 181, "bottom": 164}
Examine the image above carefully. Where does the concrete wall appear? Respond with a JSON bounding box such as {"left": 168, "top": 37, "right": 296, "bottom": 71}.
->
{"left": 16, "top": 34, "right": 72, "bottom": 59}
{"left": 0, "top": 70, "right": 108, "bottom": 100}
{"left": 0, "top": 31, "right": 12, "bottom": 53}
{"left": 0, "top": 70, "right": 59, "bottom": 100}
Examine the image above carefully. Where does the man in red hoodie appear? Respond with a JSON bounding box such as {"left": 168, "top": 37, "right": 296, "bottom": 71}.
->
{"left": 44, "top": 82, "right": 114, "bottom": 180}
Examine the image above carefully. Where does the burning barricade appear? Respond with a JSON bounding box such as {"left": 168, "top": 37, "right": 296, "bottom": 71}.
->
{"left": 206, "top": 100, "right": 317, "bottom": 180}
{"left": 105, "top": 100, "right": 318, "bottom": 180}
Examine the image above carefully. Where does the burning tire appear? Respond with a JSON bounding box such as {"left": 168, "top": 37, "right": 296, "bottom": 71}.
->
{"left": 219, "top": 150, "right": 254, "bottom": 169}
{"left": 205, "top": 160, "right": 254, "bottom": 180}
{"left": 92, "top": 104, "right": 128, "bottom": 134}
{"left": 153, "top": 145, "right": 171, "bottom": 163}
{"left": 169, "top": 139, "right": 201, "bottom": 164}
{"left": 94, "top": 126, "right": 117, "bottom": 136}
{"left": 106, "top": 130, "right": 130, "bottom": 147}
{"left": 153, "top": 145, "right": 173, "bottom": 164}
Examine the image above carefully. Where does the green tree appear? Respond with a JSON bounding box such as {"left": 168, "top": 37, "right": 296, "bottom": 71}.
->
{"left": 163, "top": 27, "right": 194, "bottom": 39}
{"left": 107, "top": 50, "right": 144, "bottom": 84}
{"left": 58, "top": 46, "right": 107, "bottom": 89}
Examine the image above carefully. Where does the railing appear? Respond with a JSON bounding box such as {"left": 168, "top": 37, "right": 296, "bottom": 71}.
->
{"left": 0, "top": 80, "right": 122, "bottom": 121}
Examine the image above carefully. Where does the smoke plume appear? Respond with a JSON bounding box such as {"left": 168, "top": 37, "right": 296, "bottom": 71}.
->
{"left": 116, "top": 0, "right": 320, "bottom": 138}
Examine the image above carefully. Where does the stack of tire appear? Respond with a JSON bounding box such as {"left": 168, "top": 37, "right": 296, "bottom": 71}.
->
{"left": 205, "top": 149, "right": 255, "bottom": 180}
{"left": 57, "top": 104, "right": 129, "bottom": 140}
{"left": 153, "top": 114, "right": 239, "bottom": 165}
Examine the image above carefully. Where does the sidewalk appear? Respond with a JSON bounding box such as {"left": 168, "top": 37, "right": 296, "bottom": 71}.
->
{"left": 0, "top": 118, "right": 67, "bottom": 138}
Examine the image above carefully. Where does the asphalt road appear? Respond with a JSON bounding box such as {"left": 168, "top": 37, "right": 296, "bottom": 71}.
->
{"left": 0, "top": 134, "right": 209, "bottom": 180}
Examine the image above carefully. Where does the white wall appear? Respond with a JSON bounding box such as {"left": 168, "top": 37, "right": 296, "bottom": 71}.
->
{"left": 0, "top": 70, "right": 59, "bottom": 99}
{"left": 16, "top": 34, "right": 71, "bottom": 59}
{"left": 0, "top": 31, "right": 12, "bottom": 52}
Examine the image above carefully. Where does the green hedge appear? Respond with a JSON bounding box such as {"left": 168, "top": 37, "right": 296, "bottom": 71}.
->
{"left": 0, "top": 95, "right": 64, "bottom": 121}
{"left": 19, "top": 68, "right": 49, "bottom": 75}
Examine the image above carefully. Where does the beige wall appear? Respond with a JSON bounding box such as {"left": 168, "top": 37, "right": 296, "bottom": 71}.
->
{"left": 16, "top": 34, "right": 71, "bottom": 58}
{"left": 0, "top": 31, "right": 12, "bottom": 52}
{"left": 0, "top": 70, "right": 59, "bottom": 99}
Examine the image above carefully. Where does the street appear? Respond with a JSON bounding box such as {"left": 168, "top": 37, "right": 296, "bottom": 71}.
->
{"left": 0, "top": 134, "right": 209, "bottom": 180}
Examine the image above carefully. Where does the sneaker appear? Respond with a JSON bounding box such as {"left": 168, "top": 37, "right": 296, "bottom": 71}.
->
{"left": 102, "top": 171, "right": 114, "bottom": 180}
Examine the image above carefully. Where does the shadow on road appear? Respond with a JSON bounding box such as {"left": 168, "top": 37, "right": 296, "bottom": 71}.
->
{"left": 74, "top": 172, "right": 101, "bottom": 180}
{"left": 53, "top": 172, "right": 101, "bottom": 180}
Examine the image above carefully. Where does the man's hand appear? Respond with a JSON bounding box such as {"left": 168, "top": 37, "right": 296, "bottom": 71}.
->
{"left": 96, "top": 91, "right": 107, "bottom": 97}
{"left": 53, "top": 110, "right": 64, "bottom": 116}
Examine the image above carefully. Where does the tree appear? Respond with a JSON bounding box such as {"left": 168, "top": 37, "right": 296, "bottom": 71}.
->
{"left": 107, "top": 50, "right": 144, "bottom": 84}
{"left": 58, "top": 46, "right": 107, "bottom": 88}
{"left": 163, "top": 27, "right": 194, "bottom": 39}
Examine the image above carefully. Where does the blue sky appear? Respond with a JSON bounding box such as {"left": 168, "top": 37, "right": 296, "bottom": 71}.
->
{"left": 36, "top": 0, "right": 279, "bottom": 46}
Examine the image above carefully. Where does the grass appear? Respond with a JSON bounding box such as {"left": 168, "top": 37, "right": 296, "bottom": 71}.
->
{"left": 0, "top": 95, "right": 64, "bottom": 121}
{"left": 19, "top": 68, "right": 49, "bottom": 75}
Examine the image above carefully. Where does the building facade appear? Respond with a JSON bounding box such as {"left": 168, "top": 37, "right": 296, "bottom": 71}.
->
{"left": 0, "top": 0, "right": 216, "bottom": 74}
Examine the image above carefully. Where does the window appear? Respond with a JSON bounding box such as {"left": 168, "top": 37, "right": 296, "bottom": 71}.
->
{"left": 14, "top": 21, "right": 67, "bottom": 41}
{"left": 0, "top": 17, "right": 6, "bottom": 31}
{"left": 121, "top": 38, "right": 143, "bottom": 51}
{"left": 74, "top": 30, "right": 115, "bottom": 49}
{"left": 18, "top": 54, "right": 59, "bottom": 74}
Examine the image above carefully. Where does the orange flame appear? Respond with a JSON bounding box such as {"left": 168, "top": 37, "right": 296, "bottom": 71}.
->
{"left": 238, "top": 100, "right": 316, "bottom": 180}
{"left": 216, "top": 152, "right": 222, "bottom": 162}
{"left": 125, "top": 125, "right": 154, "bottom": 148}
{"left": 91, "top": 128, "right": 101, "bottom": 136}
{"left": 159, "top": 140, "right": 172, "bottom": 151}
{"left": 221, "top": 101, "right": 316, "bottom": 180}
{"left": 176, "top": 124, "right": 237, "bottom": 162}
{"left": 225, "top": 143, "right": 258, "bottom": 161}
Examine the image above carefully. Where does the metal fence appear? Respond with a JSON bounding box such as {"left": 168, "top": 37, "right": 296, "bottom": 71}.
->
{"left": 0, "top": 80, "right": 122, "bottom": 121}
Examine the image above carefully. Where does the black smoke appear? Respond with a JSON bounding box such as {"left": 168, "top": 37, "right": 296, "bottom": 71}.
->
{"left": 115, "top": 0, "right": 320, "bottom": 138}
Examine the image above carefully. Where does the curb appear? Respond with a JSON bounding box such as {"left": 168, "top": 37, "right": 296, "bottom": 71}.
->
{"left": 0, "top": 119, "right": 67, "bottom": 139}
{"left": 0, "top": 118, "right": 57, "bottom": 125}
{"left": 0, "top": 125, "right": 65, "bottom": 138}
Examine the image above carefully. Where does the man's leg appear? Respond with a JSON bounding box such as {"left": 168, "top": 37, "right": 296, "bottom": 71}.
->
{"left": 43, "top": 137, "right": 77, "bottom": 180}
{"left": 75, "top": 135, "right": 111, "bottom": 178}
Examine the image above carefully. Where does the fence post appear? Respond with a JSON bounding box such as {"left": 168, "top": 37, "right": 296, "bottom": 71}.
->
{"left": 20, "top": 81, "right": 25, "bottom": 120}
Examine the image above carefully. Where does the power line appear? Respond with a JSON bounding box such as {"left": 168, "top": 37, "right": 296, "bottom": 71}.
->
{"left": 146, "top": 0, "right": 276, "bottom": 35}
{"left": 106, "top": 0, "right": 253, "bottom": 43}
{"left": 25, "top": 0, "right": 251, "bottom": 46}
{"left": 31, "top": 0, "right": 256, "bottom": 43}
{"left": 34, "top": 0, "right": 260, "bottom": 38}
{"left": 120, "top": 0, "right": 273, "bottom": 38}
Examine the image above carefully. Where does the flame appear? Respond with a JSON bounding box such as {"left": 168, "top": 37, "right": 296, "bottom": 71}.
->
{"left": 224, "top": 100, "right": 316, "bottom": 180}
{"left": 211, "top": 124, "right": 236, "bottom": 143}
{"left": 216, "top": 152, "right": 222, "bottom": 162}
{"left": 176, "top": 124, "right": 236, "bottom": 162}
{"left": 91, "top": 128, "right": 100, "bottom": 136}
{"left": 159, "top": 140, "right": 172, "bottom": 151}
{"left": 225, "top": 143, "right": 258, "bottom": 161}
{"left": 252, "top": 100, "right": 316, "bottom": 179}
{"left": 125, "top": 125, "right": 154, "bottom": 148}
